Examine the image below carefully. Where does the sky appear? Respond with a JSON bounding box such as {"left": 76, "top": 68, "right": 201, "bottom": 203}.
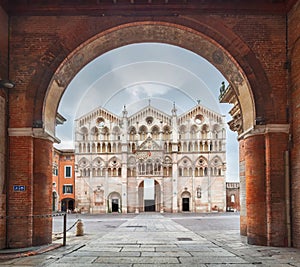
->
{"left": 55, "top": 43, "right": 239, "bottom": 182}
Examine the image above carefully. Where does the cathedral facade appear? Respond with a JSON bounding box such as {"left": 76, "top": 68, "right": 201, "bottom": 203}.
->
{"left": 74, "top": 103, "right": 226, "bottom": 214}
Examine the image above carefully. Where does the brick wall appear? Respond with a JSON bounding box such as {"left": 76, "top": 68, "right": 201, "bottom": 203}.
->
{"left": 289, "top": 0, "right": 300, "bottom": 248}
{"left": 0, "top": 6, "right": 8, "bottom": 250}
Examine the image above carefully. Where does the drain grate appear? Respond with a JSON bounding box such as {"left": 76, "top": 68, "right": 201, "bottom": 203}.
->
{"left": 126, "top": 225, "right": 145, "bottom": 228}
{"left": 177, "top": 237, "right": 193, "bottom": 241}
{"left": 105, "top": 225, "right": 117, "bottom": 228}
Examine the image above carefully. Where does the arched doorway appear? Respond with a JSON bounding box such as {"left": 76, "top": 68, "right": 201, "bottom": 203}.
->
{"left": 107, "top": 192, "right": 122, "bottom": 213}
{"left": 138, "top": 180, "right": 161, "bottom": 212}
{"left": 181, "top": 191, "right": 191, "bottom": 212}
{"left": 61, "top": 198, "right": 75, "bottom": 212}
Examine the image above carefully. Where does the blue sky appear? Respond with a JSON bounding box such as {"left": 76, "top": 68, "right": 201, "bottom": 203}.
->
{"left": 55, "top": 43, "right": 239, "bottom": 182}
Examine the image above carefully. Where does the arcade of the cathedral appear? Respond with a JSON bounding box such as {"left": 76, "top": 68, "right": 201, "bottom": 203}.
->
{"left": 74, "top": 103, "right": 226, "bottom": 214}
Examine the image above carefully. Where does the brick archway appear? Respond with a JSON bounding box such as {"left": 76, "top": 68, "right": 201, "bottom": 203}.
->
{"left": 44, "top": 22, "right": 257, "bottom": 138}
{"left": 7, "top": 19, "right": 289, "bottom": 249}
{"left": 46, "top": 22, "right": 272, "bottom": 247}
{"left": 42, "top": 22, "right": 291, "bottom": 248}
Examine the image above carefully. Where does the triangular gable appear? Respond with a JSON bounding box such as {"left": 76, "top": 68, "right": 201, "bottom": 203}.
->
{"left": 129, "top": 105, "right": 171, "bottom": 120}
{"left": 138, "top": 136, "right": 161, "bottom": 151}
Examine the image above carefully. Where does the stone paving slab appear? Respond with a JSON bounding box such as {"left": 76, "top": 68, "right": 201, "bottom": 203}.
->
{"left": 55, "top": 256, "right": 98, "bottom": 264}
{"left": 1, "top": 213, "right": 300, "bottom": 266}
{"left": 179, "top": 256, "right": 249, "bottom": 265}
{"left": 72, "top": 251, "right": 141, "bottom": 257}
{"left": 94, "top": 256, "right": 180, "bottom": 264}
{"left": 47, "top": 264, "right": 133, "bottom": 267}
{"left": 141, "top": 251, "right": 190, "bottom": 257}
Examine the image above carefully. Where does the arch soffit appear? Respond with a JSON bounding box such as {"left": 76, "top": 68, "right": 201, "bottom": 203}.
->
{"left": 181, "top": 191, "right": 191, "bottom": 198}
{"left": 108, "top": 191, "right": 121, "bottom": 199}
{"left": 138, "top": 179, "right": 161, "bottom": 187}
{"left": 44, "top": 21, "right": 260, "bottom": 138}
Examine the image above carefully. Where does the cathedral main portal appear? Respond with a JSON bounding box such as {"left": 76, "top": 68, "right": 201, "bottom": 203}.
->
{"left": 138, "top": 179, "right": 161, "bottom": 213}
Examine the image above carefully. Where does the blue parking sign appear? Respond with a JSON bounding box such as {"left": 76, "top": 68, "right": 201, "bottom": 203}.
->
{"left": 13, "top": 185, "right": 26, "bottom": 192}
{"left": 13, "top": 185, "right": 20, "bottom": 191}
{"left": 19, "top": 186, "right": 26, "bottom": 191}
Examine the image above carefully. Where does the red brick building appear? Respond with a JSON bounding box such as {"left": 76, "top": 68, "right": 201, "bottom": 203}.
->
{"left": 226, "top": 182, "right": 240, "bottom": 212}
{"left": 52, "top": 148, "right": 75, "bottom": 213}
{"left": 0, "top": 0, "right": 300, "bottom": 250}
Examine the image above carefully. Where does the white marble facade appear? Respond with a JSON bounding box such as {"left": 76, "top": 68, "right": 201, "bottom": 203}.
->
{"left": 74, "top": 102, "right": 226, "bottom": 214}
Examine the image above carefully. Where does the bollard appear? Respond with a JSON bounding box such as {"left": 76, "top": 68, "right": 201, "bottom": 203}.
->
{"left": 76, "top": 219, "right": 84, "bottom": 236}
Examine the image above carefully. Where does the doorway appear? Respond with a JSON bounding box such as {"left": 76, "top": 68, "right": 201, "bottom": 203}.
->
{"left": 112, "top": 199, "right": 119, "bottom": 212}
{"left": 144, "top": 179, "right": 155, "bottom": 212}
{"left": 138, "top": 179, "right": 161, "bottom": 212}
{"left": 182, "top": 198, "right": 190, "bottom": 212}
{"left": 108, "top": 192, "right": 122, "bottom": 213}
{"left": 61, "top": 198, "right": 75, "bottom": 212}
{"left": 144, "top": 200, "right": 155, "bottom": 211}
{"left": 181, "top": 191, "right": 191, "bottom": 212}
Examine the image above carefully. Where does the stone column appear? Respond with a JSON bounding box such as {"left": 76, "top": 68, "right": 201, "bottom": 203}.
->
{"left": 135, "top": 182, "right": 139, "bottom": 213}
{"left": 121, "top": 144, "right": 128, "bottom": 213}
{"left": 89, "top": 162, "right": 93, "bottom": 213}
{"left": 160, "top": 179, "right": 164, "bottom": 213}
{"left": 172, "top": 150, "right": 178, "bottom": 213}
{"left": 207, "top": 156, "right": 212, "bottom": 212}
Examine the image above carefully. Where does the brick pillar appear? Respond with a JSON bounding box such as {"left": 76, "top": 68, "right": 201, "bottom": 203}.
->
{"left": 32, "top": 137, "right": 53, "bottom": 245}
{"left": 290, "top": 16, "right": 300, "bottom": 248}
{"left": 0, "top": 6, "right": 8, "bottom": 248}
{"left": 0, "top": 92, "right": 7, "bottom": 249}
{"left": 7, "top": 134, "right": 34, "bottom": 248}
{"left": 239, "top": 138, "right": 247, "bottom": 236}
{"left": 245, "top": 134, "right": 267, "bottom": 245}
{"left": 265, "top": 132, "right": 289, "bottom": 246}
{"left": 7, "top": 129, "right": 54, "bottom": 248}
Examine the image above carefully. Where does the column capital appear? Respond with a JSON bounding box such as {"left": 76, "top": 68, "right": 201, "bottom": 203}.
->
{"left": 239, "top": 124, "right": 290, "bottom": 140}
{"left": 8, "top": 127, "right": 60, "bottom": 143}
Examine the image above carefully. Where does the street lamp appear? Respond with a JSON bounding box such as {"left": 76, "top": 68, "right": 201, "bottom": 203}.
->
{"left": 0, "top": 79, "right": 15, "bottom": 89}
